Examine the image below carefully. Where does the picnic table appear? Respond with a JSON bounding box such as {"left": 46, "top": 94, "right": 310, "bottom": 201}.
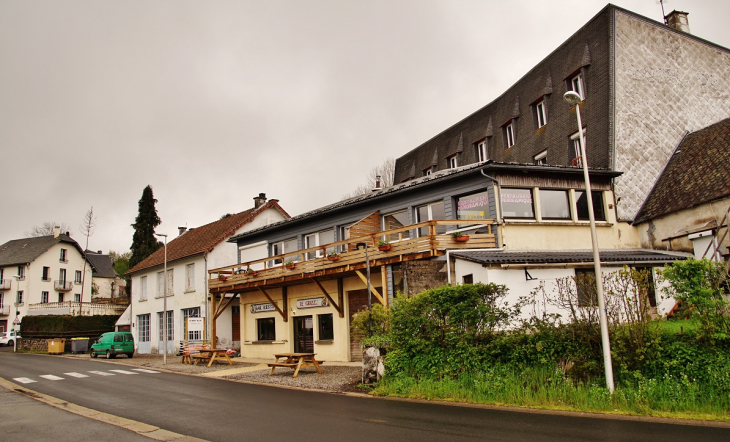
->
{"left": 191, "top": 348, "right": 234, "bottom": 367}
{"left": 268, "top": 353, "right": 324, "bottom": 378}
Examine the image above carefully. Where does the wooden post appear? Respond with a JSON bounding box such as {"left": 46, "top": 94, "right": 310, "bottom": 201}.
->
{"left": 381, "top": 266, "right": 389, "bottom": 308}
{"left": 337, "top": 278, "right": 344, "bottom": 318}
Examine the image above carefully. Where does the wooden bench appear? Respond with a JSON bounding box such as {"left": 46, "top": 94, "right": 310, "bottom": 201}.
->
{"left": 268, "top": 353, "right": 325, "bottom": 378}
{"left": 181, "top": 341, "right": 211, "bottom": 364}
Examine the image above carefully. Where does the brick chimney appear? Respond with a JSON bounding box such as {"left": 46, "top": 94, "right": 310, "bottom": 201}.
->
{"left": 178, "top": 226, "right": 187, "bottom": 236}
{"left": 53, "top": 226, "right": 60, "bottom": 238}
{"left": 665, "top": 10, "right": 690, "bottom": 34}
{"left": 254, "top": 193, "right": 267, "bottom": 209}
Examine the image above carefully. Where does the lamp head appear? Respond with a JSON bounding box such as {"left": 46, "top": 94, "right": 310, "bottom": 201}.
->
{"left": 155, "top": 233, "right": 167, "bottom": 238}
{"left": 563, "top": 91, "right": 583, "bottom": 106}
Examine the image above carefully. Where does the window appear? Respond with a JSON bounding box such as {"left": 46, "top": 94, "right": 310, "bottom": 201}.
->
{"left": 16, "top": 291, "right": 23, "bottom": 305}
{"left": 569, "top": 73, "right": 584, "bottom": 100}
{"left": 137, "top": 314, "right": 150, "bottom": 343}
{"left": 462, "top": 274, "right": 474, "bottom": 284}
{"left": 337, "top": 225, "right": 350, "bottom": 253}
{"left": 422, "top": 167, "right": 432, "bottom": 176}
{"left": 74, "top": 293, "right": 81, "bottom": 302}
{"left": 41, "top": 291, "right": 49, "bottom": 303}
{"left": 185, "top": 263, "right": 195, "bottom": 292}
{"left": 533, "top": 150, "right": 547, "bottom": 165}
{"left": 257, "top": 317, "right": 275, "bottom": 341}
{"left": 305, "top": 229, "right": 336, "bottom": 260}
{"left": 381, "top": 210, "right": 411, "bottom": 242}
{"left": 182, "top": 307, "right": 201, "bottom": 340}
{"left": 0, "top": 293, "right": 3, "bottom": 308}
{"left": 59, "top": 268, "right": 66, "bottom": 283}
{"left": 500, "top": 188, "right": 535, "bottom": 219}
{"left": 114, "top": 333, "right": 123, "bottom": 343}
{"left": 539, "top": 190, "right": 570, "bottom": 220}
{"left": 157, "top": 311, "right": 173, "bottom": 341}
{"left": 270, "top": 238, "right": 298, "bottom": 265}
{"left": 318, "top": 314, "right": 334, "bottom": 341}
{"left": 476, "top": 140, "right": 488, "bottom": 163}
{"left": 456, "top": 191, "right": 490, "bottom": 221}
{"left": 140, "top": 276, "right": 147, "bottom": 301}
{"left": 75, "top": 270, "right": 82, "bottom": 284}
{"left": 575, "top": 269, "right": 597, "bottom": 307}
{"left": 415, "top": 201, "right": 446, "bottom": 236}
{"left": 448, "top": 155, "right": 458, "bottom": 169}
{"left": 504, "top": 122, "right": 515, "bottom": 148}
{"left": 575, "top": 191, "right": 605, "bottom": 221}
{"left": 570, "top": 130, "right": 586, "bottom": 165}
{"left": 60, "top": 248, "right": 67, "bottom": 262}
{"left": 42, "top": 266, "right": 50, "bottom": 281}
{"left": 58, "top": 293, "right": 64, "bottom": 303}
{"left": 157, "top": 269, "right": 173, "bottom": 297}
{"left": 632, "top": 267, "right": 657, "bottom": 308}
{"left": 17, "top": 266, "right": 25, "bottom": 280}
{"left": 535, "top": 100, "right": 547, "bottom": 128}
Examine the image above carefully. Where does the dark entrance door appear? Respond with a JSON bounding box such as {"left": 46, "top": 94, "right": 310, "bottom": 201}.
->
{"left": 293, "top": 316, "right": 313, "bottom": 353}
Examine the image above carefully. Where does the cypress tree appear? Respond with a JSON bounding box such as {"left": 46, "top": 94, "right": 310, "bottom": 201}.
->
{"left": 129, "top": 185, "right": 162, "bottom": 269}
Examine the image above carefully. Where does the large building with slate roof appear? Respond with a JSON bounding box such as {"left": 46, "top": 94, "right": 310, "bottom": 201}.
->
{"left": 0, "top": 229, "right": 92, "bottom": 332}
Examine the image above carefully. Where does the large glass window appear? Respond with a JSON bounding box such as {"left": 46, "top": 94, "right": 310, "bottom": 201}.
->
{"left": 140, "top": 276, "right": 147, "bottom": 301}
{"left": 501, "top": 188, "right": 534, "bottom": 219}
{"left": 318, "top": 313, "right": 334, "bottom": 341}
{"left": 257, "top": 318, "right": 275, "bottom": 341}
{"left": 270, "top": 237, "right": 298, "bottom": 265}
{"left": 415, "top": 201, "right": 446, "bottom": 236}
{"left": 382, "top": 210, "right": 411, "bottom": 242}
{"left": 575, "top": 191, "right": 605, "bottom": 221}
{"left": 305, "top": 229, "right": 336, "bottom": 260}
{"left": 137, "top": 314, "right": 150, "bottom": 342}
{"left": 575, "top": 269, "right": 597, "bottom": 307}
{"left": 157, "top": 310, "right": 173, "bottom": 341}
{"left": 456, "top": 191, "right": 490, "bottom": 221}
{"left": 539, "top": 190, "right": 570, "bottom": 220}
{"left": 185, "top": 263, "right": 195, "bottom": 292}
{"left": 42, "top": 267, "right": 50, "bottom": 281}
{"left": 182, "top": 307, "right": 201, "bottom": 340}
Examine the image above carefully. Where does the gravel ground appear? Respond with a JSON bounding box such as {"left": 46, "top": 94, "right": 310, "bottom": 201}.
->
{"left": 61, "top": 353, "right": 366, "bottom": 393}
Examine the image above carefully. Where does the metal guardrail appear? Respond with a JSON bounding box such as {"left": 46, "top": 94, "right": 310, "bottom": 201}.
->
{"left": 0, "top": 279, "right": 11, "bottom": 290}
{"left": 54, "top": 280, "right": 73, "bottom": 291}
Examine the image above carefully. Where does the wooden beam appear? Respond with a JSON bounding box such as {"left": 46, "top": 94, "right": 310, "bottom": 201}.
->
{"left": 257, "top": 287, "right": 287, "bottom": 322}
{"left": 214, "top": 293, "right": 240, "bottom": 321}
{"left": 337, "top": 278, "right": 344, "bottom": 318}
{"left": 381, "top": 266, "right": 389, "bottom": 308}
{"left": 282, "top": 287, "right": 288, "bottom": 323}
{"left": 310, "top": 278, "right": 343, "bottom": 317}
{"left": 354, "top": 270, "right": 384, "bottom": 304}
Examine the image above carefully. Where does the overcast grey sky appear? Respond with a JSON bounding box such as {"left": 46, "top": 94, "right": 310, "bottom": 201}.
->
{"left": 1, "top": 1, "right": 728, "bottom": 254}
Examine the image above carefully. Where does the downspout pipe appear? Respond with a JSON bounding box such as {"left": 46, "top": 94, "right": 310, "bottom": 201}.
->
{"left": 480, "top": 168, "right": 503, "bottom": 225}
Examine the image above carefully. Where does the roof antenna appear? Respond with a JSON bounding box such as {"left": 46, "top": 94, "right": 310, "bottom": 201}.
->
{"left": 658, "top": 0, "right": 669, "bottom": 24}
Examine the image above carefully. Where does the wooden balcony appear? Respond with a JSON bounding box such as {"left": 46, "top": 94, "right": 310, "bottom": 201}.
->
{"left": 208, "top": 219, "right": 497, "bottom": 295}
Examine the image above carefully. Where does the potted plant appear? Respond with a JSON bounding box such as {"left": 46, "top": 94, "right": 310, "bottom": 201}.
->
{"left": 327, "top": 251, "right": 340, "bottom": 261}
{"left": 285, "top": 260, "right": 296, "bottom": 270}
{"left": 218, "top": 275, "right": 228, "bottom": 282}
{"left": 246, "top": 268, "right": 258, "bottom": 276}
{"left": 452, "top": 231, "right": 470, "bottom": 242}
{"left": 377, "top": 240, "right": 391, "bottom": 252}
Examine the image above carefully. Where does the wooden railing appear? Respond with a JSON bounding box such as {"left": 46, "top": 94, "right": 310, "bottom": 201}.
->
{"left": 209, "top": 219, "right": 496, "bottom": 291}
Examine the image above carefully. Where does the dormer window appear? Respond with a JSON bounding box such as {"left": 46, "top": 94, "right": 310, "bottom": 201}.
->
{"left": 533, "top": 150, "right": 547, "bottom": 165}
{"left": 422, "top": 165, "right": 437, "bottom": 176}
{"left": 475, "top": 140, "right": 488, "bottom": 163}
{"left": 503, "top": 121, "right": 516, "bottom": 149}
{"left": 534, "top": 100, "right": 547, "bottom": 128}
{"left": 568, "top": 73, "right": 584, "bottom": 100}
{"left": 447, "top": 155, "right": 458, "bottom": 169}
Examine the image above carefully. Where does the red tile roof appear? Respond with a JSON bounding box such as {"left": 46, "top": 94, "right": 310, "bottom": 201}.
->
{"left": 127, "top": 200, "right": 288, "bottom": 275}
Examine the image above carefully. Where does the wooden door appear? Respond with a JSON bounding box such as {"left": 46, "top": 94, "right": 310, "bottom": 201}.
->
{"left": 232, "top": 306, "right": 240, "bottom": 341}
{"left": 293, "top": 316, "right": 313, "bottom": 353}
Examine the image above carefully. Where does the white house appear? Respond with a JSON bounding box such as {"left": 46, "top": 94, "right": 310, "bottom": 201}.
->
{"left": 86, "top": 250, "right": 127, "bottom": 301}
{"left": 0, "top": 228, "right": 93, "bottom": 332}
{"left": 126, "top": 194, "right": 289, "bottom": 354}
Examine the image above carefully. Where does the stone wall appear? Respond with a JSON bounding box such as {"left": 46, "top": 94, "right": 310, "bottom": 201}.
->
{"left": 403, "top": 260, "right": 448, "bottom": 296}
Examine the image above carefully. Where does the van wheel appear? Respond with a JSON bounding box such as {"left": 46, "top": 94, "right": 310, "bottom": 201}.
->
{"left": 106, "top": 350, "right": 112, "bottom": 359}
{"left": 90, "top": 350, "right": 97, "bottom": 358}
{"left": 127, "top": 353, "right": 134, "bottom": 358}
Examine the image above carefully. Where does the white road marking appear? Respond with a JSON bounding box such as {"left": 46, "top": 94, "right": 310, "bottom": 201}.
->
{"left": 132, "top": 369, "right": 160, "bottom": 374}
{"left": 109, "top": 369, "right": 138, "bottom": 375}
{"left": 64, "top": 372, "right": 90, "bottom": 378}
{"left": 39, "top": 375, "right": 64, "bottom": 381}
{"left": 13, "top": 377, "right": 36, "bottom": 384}
{"left": 88, "top": 371, "right": 115, "bottom": 376}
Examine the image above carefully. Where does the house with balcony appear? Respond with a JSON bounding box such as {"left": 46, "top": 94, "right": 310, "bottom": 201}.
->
{"left": 86, "top": 250, "right": 127, "bottom": 301}
{"left": 207, "top": 5, "right": 728, "bottom": 362}
{"left": 126, "top": 194, "right": 289, "bottom": 354}
{"left": 0, "top": 228, "right": 93, "bottom": 332}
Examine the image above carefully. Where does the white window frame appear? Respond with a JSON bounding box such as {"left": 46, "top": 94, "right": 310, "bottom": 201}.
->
{"left": 570, "top": 130, "right": 586, "bottom": 166}
{"left": 570, "top": 73, "right": 584, "bottom": 100}
{"left": 477, "top": 141, "right": 488, "bottom": 163}
{"left": 185, "top": 263, "right": 195, "bottom": 293}
{"left": 59, "top": 268, "right": 66, "bottom": 284}
{"left": 75, "top": 270, "right": 82, "bottom": 284}
{"left": 41, "top": 291, "right": 49, "bottom": 304}
{"left": 158, "top": 310, "right": 174, "bottom": 342}
{"left": 533, "top": 150, "right": 547, "bottom": 165}
{"left": 140, "top": 276, "right": 147, "bottom": 301}
{"left": 270, "top": 237, "right": 298, "bottom": 266}
{"left": 505, "top": 123, "right": 515, "bottom": 148}
{"left": 305, "top": 229, "right": 336, "bottom": 260}
{"left": 381, "top": 210, "right": 411, "bottom": 243}
{"left": 536, "top": 100, "right": 547, "bottom": 128}
{"left": 448, "top": 155, "right": 458, "bottom": 169}
{"left": 60, "top": 248, "right": 67, "bottom": 262}
{"left": 137, "top": 314, "right": 150, "bottom": 342}
{"left": 182, "top": 307, "right": 202, "bottom": 341}
{"left": 16, "top": 291, "right": 23, "bottom": 306}
{"left": 74, "top": 293, "right": 81, "bottom": 302}
{"left": 17, "top": 266, "right": 25, "bottom": 279}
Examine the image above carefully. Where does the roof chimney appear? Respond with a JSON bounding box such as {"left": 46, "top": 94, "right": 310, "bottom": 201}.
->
{"left": 372, "top": 175, "right": 382, "bottom": 192}
{"left": 254, "top": 193, "right": 267, "bottom": 209}
{"left": 178, "top": 226, "right": 188, "bottom": 236}
{"left": 53, "top": 226, "right": 60, "bottom": 238}
{"left": 97, "top": 250, "right": 102, "bottom": 254}
{"left": 665, "top": 10, "right": 690, "bottom": 33}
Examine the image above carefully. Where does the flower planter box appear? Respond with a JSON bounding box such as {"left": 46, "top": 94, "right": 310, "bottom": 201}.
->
{"left": 453, "top": 236, "right": 470, "bottom": 243}
{"left": 327, "top": 256, "right": 339, "bottom": 262}
{"left": 378, "top": 245, "right": 391, "bottom": 252}
{"left": 218, "top": 276, "right": 228, "bottom": 282}
{"left": 285, "top": 265, "right": 296, "bottom": 270}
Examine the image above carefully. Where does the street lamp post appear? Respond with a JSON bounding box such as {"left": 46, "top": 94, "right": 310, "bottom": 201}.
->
{"left": 356, "top": 242, "right": 372, "bottom": 337}
{"left": 563, "top": 91, "right": 615, "bottom": 393}
{"left": 12, "top": 275, "right": 21, "bottom": 353}
{"left": 156, "top": 233, "right": 168, "bottom": 365}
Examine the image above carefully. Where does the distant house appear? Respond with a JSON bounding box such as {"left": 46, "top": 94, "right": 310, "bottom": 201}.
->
{"left": 85, "top": 250, "right": 127, "bottom": 301}
{"left": 0, "top": 228, "right": 93, "bottom": 332}
{"left": 633, "top": 118, "right": 730, "bottom": 261}
{"left": 125, "top": 194, "right": 289, "bottom": 354}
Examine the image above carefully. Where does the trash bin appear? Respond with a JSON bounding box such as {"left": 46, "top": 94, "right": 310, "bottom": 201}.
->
{"left": 71, "top": 337, "right": 89, "bottom": 354}
{"left": 47, "top": 338, "right": 66, "bottom": 355}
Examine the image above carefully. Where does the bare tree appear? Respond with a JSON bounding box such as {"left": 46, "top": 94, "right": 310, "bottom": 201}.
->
{"left": 341, "top": 157, "right": 396, "bottom": 200}
{"left": 79, "top": 207, "right": 97, "bottom": 303}
{"left": 25, "top": 221, "right": 72, "bottom": 237}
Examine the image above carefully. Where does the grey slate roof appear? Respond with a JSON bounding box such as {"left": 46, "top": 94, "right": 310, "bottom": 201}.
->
{"left": 85, "top": 252, "right": 118, "bottom": 278}
{"left": 0, "top": 234, "right": 86, "bottom": 267}
{"left": 452, "top": 250, "right": 690, "bottom": 266}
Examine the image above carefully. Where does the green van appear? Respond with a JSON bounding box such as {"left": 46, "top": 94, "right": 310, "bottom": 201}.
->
{"left": 90, "top": 332, "right": 134, "bottom": 359}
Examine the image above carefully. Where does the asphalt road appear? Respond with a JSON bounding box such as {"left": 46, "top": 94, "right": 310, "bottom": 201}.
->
{"left": 0, "top": 352, "right": 728, "bottom": 442}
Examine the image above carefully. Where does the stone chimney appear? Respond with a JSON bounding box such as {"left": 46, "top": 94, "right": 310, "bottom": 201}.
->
{"left": 665, "top": 10, "right": 690, "bottom": 34}
{"left": 254, "top": 193, "right": 267, "bottom": 209}
{"left": 53, "top": 226, "right": 60, "bottom": 238}
{"left": 372, "top": 175, "right": 382, "bottom": 192}
{"left": 178, "top": 226, "right": 187, "bottom": 236}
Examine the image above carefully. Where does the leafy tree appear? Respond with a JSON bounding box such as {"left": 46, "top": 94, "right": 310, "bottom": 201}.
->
{"left": 25, "top": 221, "right": 72, "bottom": 237}
{"left": 129, "top": 185, "right": 162, "bottom": 269}
{"left": 109, "top": 250, "right": 132, "bottom": 276}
